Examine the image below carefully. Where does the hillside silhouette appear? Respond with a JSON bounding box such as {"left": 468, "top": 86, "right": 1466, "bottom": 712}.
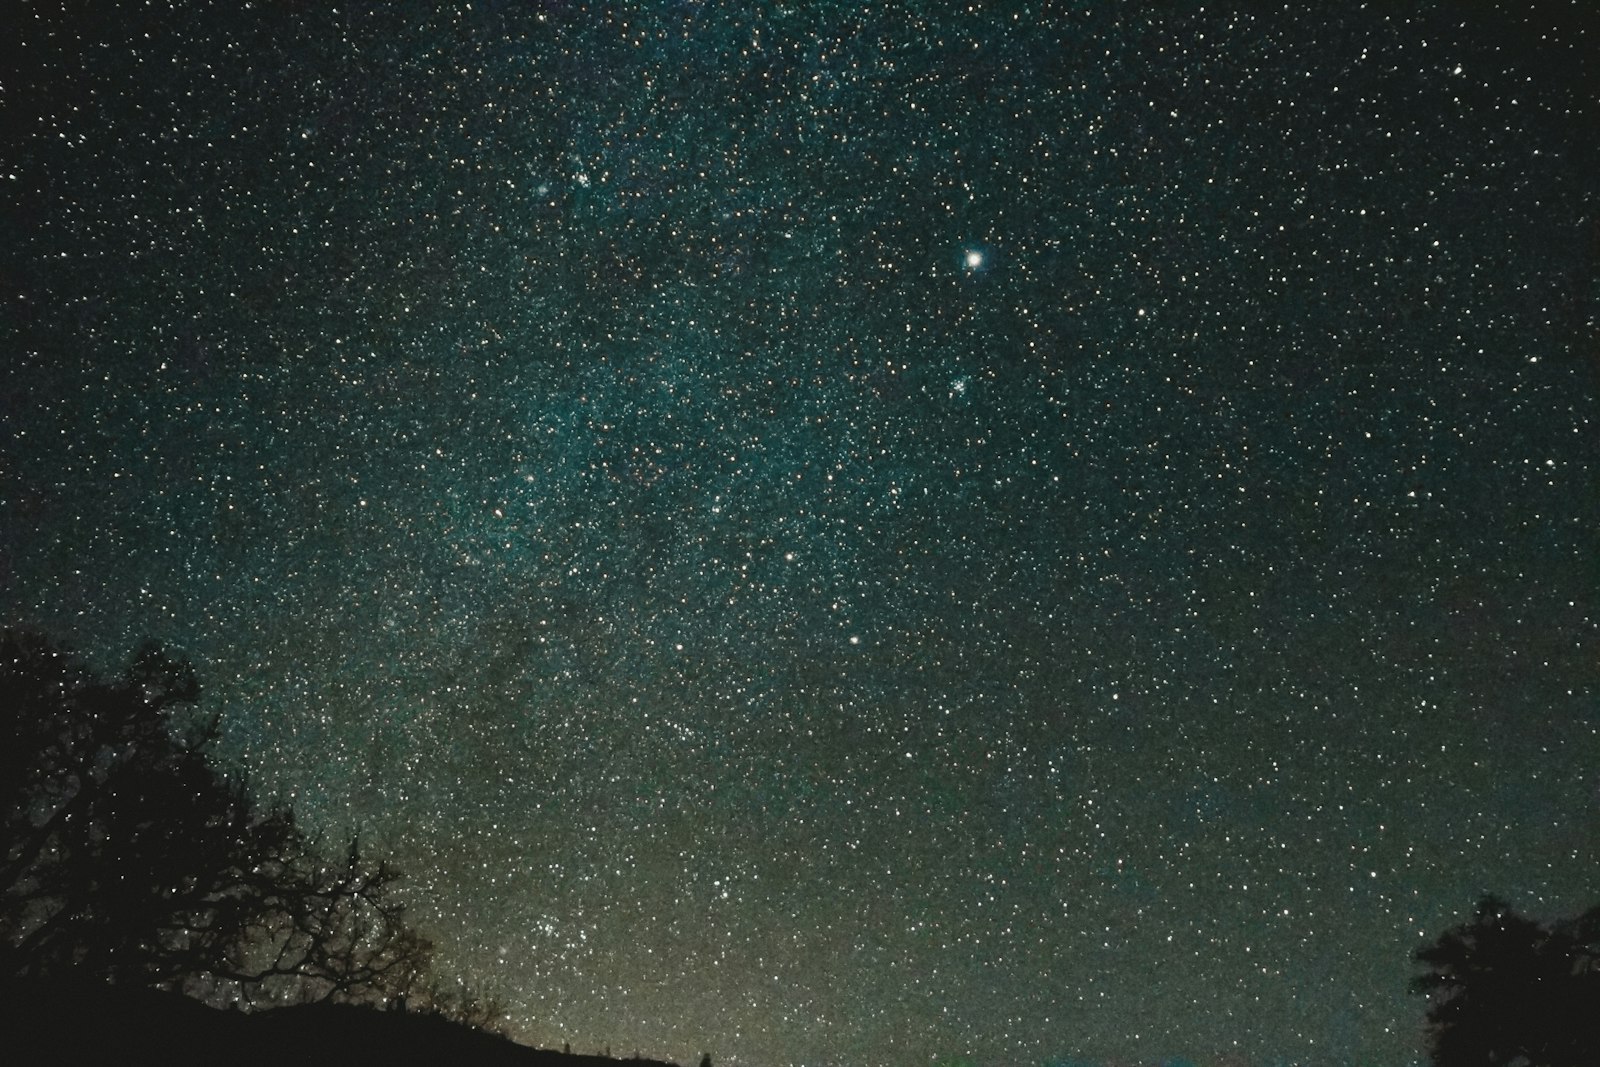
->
{"left": 0, "top": 977, "right": 682, "bottom": 1067}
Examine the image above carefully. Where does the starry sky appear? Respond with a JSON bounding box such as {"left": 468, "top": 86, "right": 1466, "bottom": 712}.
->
{"left": 3, "top": 2, "right": 1596, "bottom": 1064}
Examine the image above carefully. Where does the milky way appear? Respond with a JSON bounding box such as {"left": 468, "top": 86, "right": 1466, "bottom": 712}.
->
{"left": 4, "top": 3, "right": 1596, "bottom": 1065}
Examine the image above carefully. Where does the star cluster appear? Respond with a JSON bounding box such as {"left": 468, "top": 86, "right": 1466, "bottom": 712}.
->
{"left": 3, "top": 3, "right": 1595, "bottom": 1065}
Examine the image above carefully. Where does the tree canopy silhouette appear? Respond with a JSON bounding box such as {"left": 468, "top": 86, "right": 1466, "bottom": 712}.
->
{"left": 1, "top": 629, "right": 429, "bottom": 1005}
{"left": 1413, "top": 894, "right": 1600, "bottom": 1067}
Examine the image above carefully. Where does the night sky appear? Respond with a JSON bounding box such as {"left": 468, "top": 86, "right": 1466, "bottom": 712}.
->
{"left": 3, "top": 2, "right": 1596, "bottom": 1064}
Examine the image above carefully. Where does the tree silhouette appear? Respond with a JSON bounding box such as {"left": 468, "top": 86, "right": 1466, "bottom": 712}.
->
{"left": 1, "top": 630, "right": 429, "bottom": 1005}
{"left": 1413, "top": 895, "right": 1600, "bottom": 1066}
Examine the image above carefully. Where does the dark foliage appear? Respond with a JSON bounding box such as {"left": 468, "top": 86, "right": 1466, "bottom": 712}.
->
{"left": 0, "top": 630, "right": 429, "bottom": 1005}
{"left": 1413, "top": 895, "right": 1600, "bottom": 1066}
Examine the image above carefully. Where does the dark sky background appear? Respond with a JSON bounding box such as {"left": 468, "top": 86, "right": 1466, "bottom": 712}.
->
{"left": 3, "top": 2, "right": 1596, "bottom": 1064}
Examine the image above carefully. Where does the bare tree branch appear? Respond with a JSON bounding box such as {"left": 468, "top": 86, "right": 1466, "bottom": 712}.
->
{"left": 2, "top": 630, "right": 433, "bottom": 1008}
